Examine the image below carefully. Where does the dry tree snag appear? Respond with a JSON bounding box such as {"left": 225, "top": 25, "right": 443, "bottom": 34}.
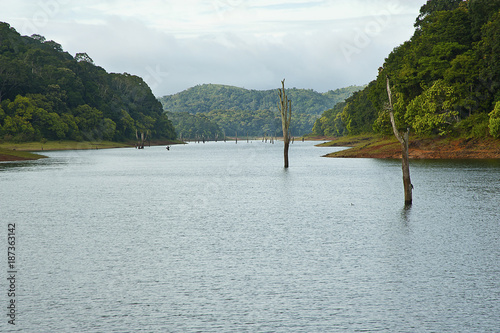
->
{"left": 278, "top": 79, "right": 292, "bottom": 168}
{"left": 136, "top": 130, "right": 149, "bottom": 149}
{"left": 386, "top": 76, "right": 413, "bottom": 205}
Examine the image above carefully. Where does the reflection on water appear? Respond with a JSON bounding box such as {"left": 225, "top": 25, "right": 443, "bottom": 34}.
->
{"left": 0, "top": 161, "right": 36, "bottom": 172}
{"left": 400, "top": 205, "right": 412, "bottom": 226}
{"left": 0, "top": 155, "right": 69, "bottom": 173}
{"left": 1, "top": 142, "right": 499, "bottom": 332}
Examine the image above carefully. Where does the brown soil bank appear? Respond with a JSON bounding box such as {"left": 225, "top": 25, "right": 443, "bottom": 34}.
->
{"left": 319, "top": 135, "right": 500, "bottom": 159}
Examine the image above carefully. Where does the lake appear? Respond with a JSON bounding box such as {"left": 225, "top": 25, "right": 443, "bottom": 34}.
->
{"left": 1, "top": 141, "right": 499, "bottom": 332}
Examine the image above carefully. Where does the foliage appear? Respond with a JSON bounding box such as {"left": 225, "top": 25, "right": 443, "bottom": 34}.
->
{"left": 160, "top": 84, "right": 363, "bottom": 115}
{"left": 405, "top": 80, "right": 458, "bottom": 136}
{"left": 489, "top": 102, "right": 500, "bottom": 138}
{"left": 311, "top": 102, "right": 346, "bottom": 137}
{"left": 160, "top": 84, "right": 363, "bottom": 137}
{"left": 317, "top": 0, "right": 500, "bottom": 139}
{"left": 207, "top": 108, "right": 280, "bottom": 138}
{"left": 455, "top": 113, "right": 490, "bottom": 138}
{"left": 340, "top": 82, "right": 379, "bottom": 135}
{"left": 167, "top": 112, "right": 223, "bottom": 140}
{"left": 469, "top": 0, "right": 500, "bottom": 41}
{"left": 415, "top": 0, "right": 464, "bottom": 27}
{"left": 0, "top": 22, "right": 176, "bottom": 142}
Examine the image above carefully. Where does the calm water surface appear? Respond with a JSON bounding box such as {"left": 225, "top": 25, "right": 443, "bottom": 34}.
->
{"left": 1, "top": 141, "right": 499, "bottom": 332}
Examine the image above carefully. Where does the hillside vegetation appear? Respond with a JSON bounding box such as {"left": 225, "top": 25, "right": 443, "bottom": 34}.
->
{"left": 160, "top": 84, "right": 363, "bottom": 138}
{"left": 313, "top": 0, "right": 500, "bottom": 140}
{"left": 0, "top": 22, "right": 176, "bottom": 143}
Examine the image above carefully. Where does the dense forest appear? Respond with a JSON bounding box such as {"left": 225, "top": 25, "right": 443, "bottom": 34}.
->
{"left": 314, "top": 0, "right": 500, "bottom": 139}
{"left": 0, "top": 22, "right": 176, "bottom": 142}
{"left": 166, "top": 111, "right": 223, "bottom": 141}
{"left": 160, "top": 84, "right": 363, "bottom": 138}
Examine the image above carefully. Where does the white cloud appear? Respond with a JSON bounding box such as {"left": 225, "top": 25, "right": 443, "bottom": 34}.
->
{"left": 0, "top": 0, "right": 425, "bottom": 96}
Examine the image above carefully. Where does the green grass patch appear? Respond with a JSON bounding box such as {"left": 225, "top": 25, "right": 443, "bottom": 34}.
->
{"left": 0, "top": 148, "right": 47, "bottom": 161}
{"left": 0, "top": 140, "right": 132, "bottom": 152}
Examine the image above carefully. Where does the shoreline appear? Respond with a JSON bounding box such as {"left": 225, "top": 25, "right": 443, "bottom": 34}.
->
{"left": 0, "top": 139, "right": 184, "bottom": 162}
{"left": 4, "top": 136, "right": 499, "bottom": 161}
{"left": 0, "top": 149, "right": 47, "bottom": 162}
{"left": 319, "top": 135, "right": 500, "bottom": 159}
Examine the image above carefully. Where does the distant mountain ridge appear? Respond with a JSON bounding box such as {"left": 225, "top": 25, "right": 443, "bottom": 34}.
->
{"left": 159, "top": 84, "right": 364, "bottom": 115}
{"left": 159, "top": 84, "right": 364, "bottom": 138}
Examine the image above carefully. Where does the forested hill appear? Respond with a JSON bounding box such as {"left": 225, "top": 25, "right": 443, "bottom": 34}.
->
{"left": 160, "top": 84, "right": 362, "bottom": 115}
{"left": 0, "top": 22, "right": 176, "bottom": 142}
{"left": 160, "top": 84, "right": 363, "bottom": 138}
{"left": 314, "top": 0, "right": 500, "bottom": 139}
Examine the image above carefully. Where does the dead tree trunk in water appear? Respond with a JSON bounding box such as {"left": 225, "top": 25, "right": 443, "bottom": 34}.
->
{"left": 136, "top": 130, "right": 149, "bottom": 149}
{"left": 386, "top": 76, "right": 413, "bottom": 205}
{"left": 278, "top": 79, "right": 292, "bottom": 168}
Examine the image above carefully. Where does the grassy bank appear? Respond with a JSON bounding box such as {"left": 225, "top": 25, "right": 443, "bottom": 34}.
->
{"left": 0, "top": 140, "right": 129, "bottom": 162}
{"left": 319, "top": 134, "right": 500, "bottom": 159}
{"left": 0, "top": 139, "right": 185, "bottom": 162}
{"left": 0, "top": 148, "right": 47, "bottom": 162}
{"left": 0, "top": 140, "right": 133, "bottom": 152}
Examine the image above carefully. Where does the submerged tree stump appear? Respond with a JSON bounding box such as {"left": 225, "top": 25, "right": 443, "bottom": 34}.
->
{"left": 278, "top": 79, "right": 292, "bottom": 168}
{"left": 386, "top": 75, "right": 413, "bottom": 205}
{"left": 136, "top": 130, "right": 149, "bottom": 149}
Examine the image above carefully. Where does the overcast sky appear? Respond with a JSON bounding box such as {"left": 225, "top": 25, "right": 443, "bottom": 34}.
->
{"left": 1, "top": 0, "right": 425, "bottom": 96}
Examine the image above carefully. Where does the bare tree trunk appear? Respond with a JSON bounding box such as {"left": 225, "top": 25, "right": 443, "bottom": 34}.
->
{"left": 284, "top": 140, "right": 290, "bottom": 168}
{"left": 386, "top": 76, "right": 412, "bottom": 205}
{"left": 278, "top": 79, "right": 292, "bottom": 168}
{"left": 401, "top": 131, "right": 412, "bottom": 205}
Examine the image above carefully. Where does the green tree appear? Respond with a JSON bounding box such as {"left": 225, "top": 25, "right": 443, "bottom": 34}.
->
{"left": 32, "top": 107, "right": 68, "bottom": 139}
{"left": 60, "top": 113, "right": 80, "bottom": 140}
{"left": 2, "top": 115, "right": 35, "bottom": 140}
{"left": 75, "top": 52, "right": 94, "bottom": 64}
{"left": 489, "top": 101, "right": 500, "bottom": 138}
{"left": 312, "top": 103, "right": 347, "bottom": 137}
{"left": 100, "top": 118, "right": 116, "bottom": 141}
{"left": 340, "top": 84, "right": 378, "bottom": 135}
{"left": 478, "top": 11, "right": 500, "bottom": 104}
{"left": 73, "top": 104, "right": 103, "bottom": 132}
{"left": 116, "top": 109, "right": 136, "bottom": 140}
{"left": 154, "top": 113, "right": 177, "bottom": 140}
{"left": 6, "top": 95, "right": 35, "bottom": 121}
{"left": 415, "top": 0, "right": 464, "bottom": 27}
{"left": 468, "top": 0, "right": 500, "bottom": 41}
{"left": 405, "top": 80, "right": 458, "bottom": 136}
{"left": 0, "top": 56, "right": 27, "bottom": 102}
{"left": 444, "top": 50, "right": 480, "bottom": 116}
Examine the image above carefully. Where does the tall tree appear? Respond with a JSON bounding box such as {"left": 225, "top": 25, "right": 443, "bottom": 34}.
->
{"left": 415, "top": 0, "right": 464, "bottom": 27}
{"left": 489, "top": 101, "right": 500, "bottom": 138}
{"left": 278, "top": 79, "right": 292, "bottom": 168}
{"left": 468, "top": 0, "right": 500, "bottom": 41}
{"left": 386, "top": 75, "right": 413, "bottom": 205}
